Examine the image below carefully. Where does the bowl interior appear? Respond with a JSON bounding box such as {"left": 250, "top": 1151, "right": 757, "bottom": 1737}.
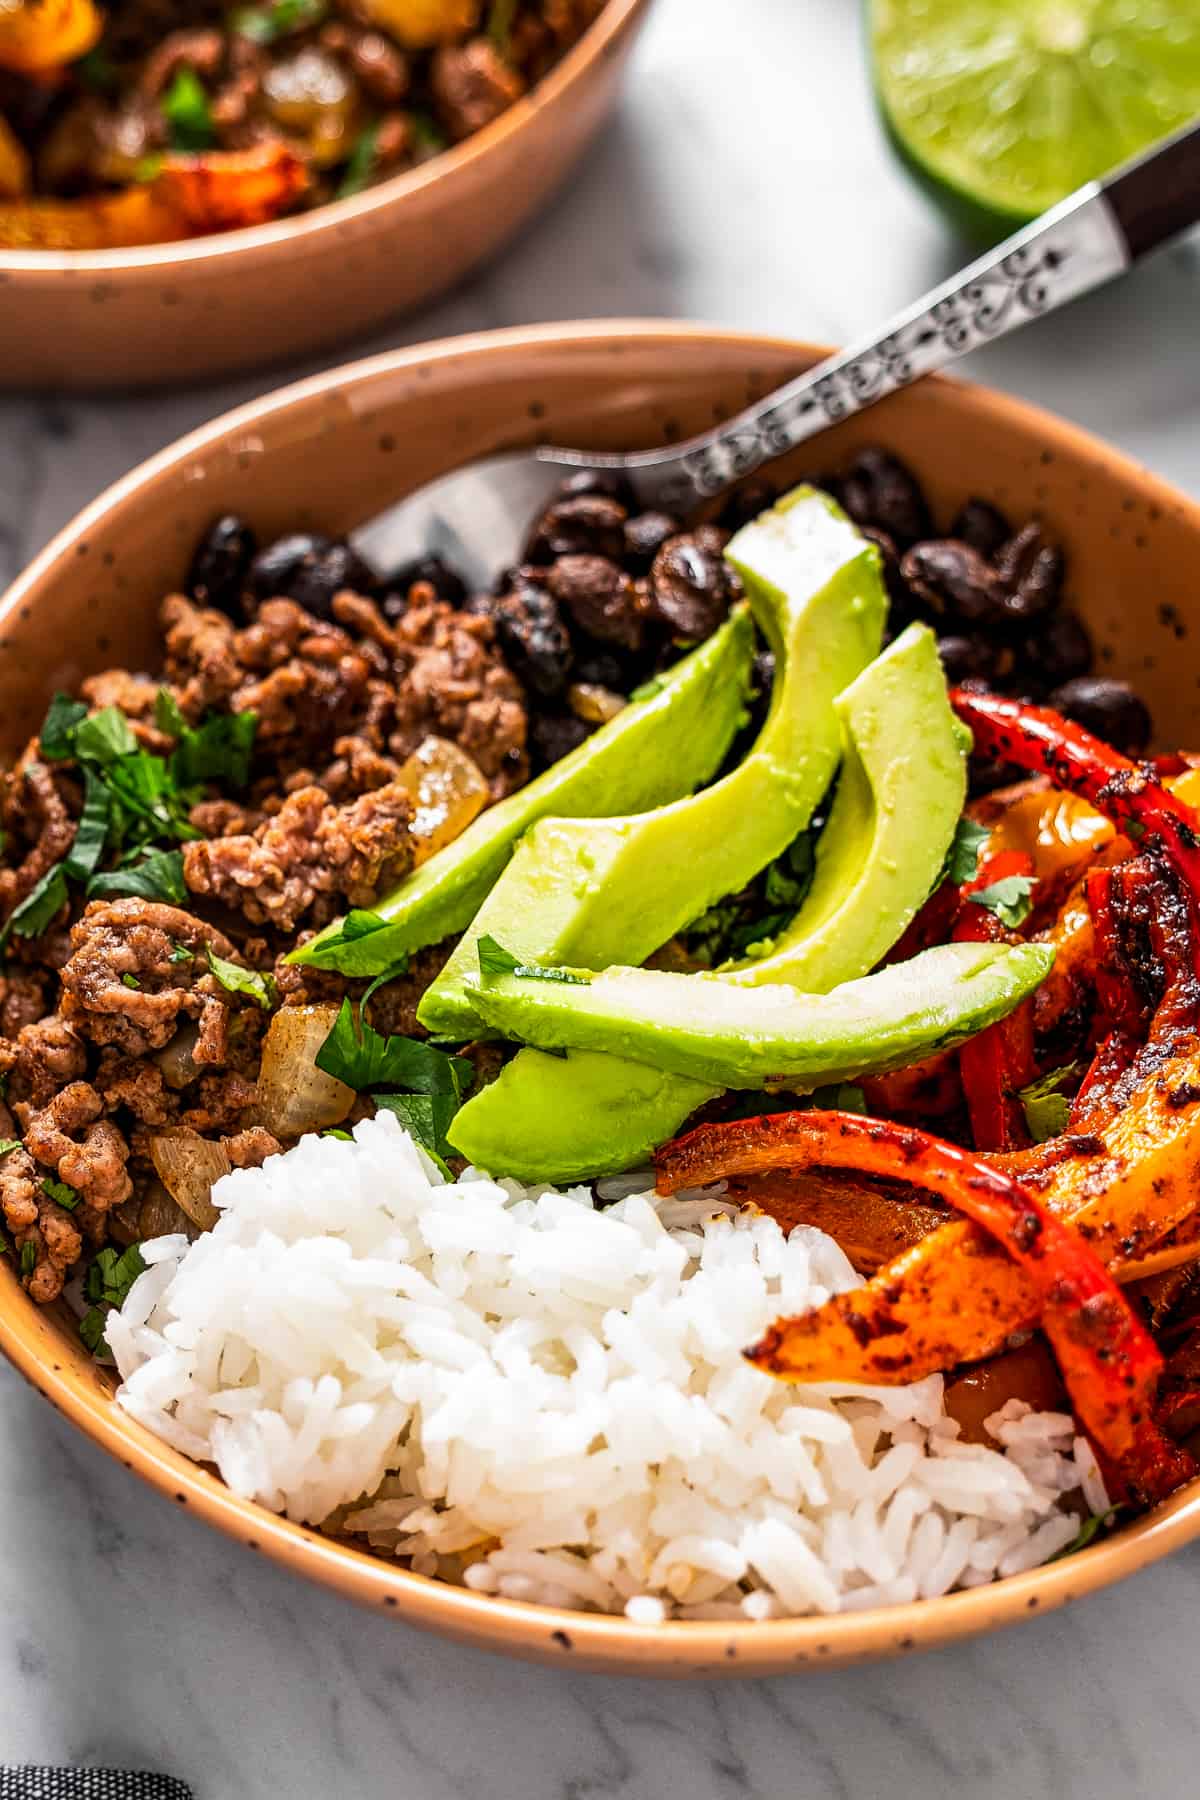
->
{"left": 3, "top": 323, "right": 1199, "bottom": 1675}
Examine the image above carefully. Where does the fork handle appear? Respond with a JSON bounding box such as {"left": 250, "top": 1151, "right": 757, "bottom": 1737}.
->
{"left": 559, "top": 120, "right": 1200, "bottom": 515}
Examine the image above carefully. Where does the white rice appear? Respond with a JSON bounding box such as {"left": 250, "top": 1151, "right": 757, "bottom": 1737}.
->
{"left": 107, "top": 1112, "right": 1103, "bottom": 1620}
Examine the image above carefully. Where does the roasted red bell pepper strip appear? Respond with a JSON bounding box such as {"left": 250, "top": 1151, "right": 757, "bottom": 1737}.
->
{"left": 954, "top": 850, "right": 1037, "bottom": 1151}
{"left": 1070, "top": 864, "right": 1149, "bottom": 1128}
{"left": 657, "top": 1110, "right": 1196, "bottom": 1505}
{"left": 951, "top": 689, "right": 1200, "bottom": 906}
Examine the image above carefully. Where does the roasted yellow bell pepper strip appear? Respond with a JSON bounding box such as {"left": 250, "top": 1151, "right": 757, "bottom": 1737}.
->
{"left": 0, "top": 0, "right": 102, "bottom": 72}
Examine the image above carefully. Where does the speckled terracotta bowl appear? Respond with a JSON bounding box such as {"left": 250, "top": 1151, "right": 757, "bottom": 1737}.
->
{"left": 0, "top": 1, "right": 651, "bottom": 393}
{"left": 1, "top": 323, "right": 1199, "bottom": 1675}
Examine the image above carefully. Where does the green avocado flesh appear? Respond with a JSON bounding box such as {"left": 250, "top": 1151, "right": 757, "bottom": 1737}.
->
{"left": 464, "top": 941, "right": 1055, "bottom": 1092}
{"left": 724, "top": 622, "right": 966, "bottom": 991}
{"left": 419, "top": 488, "right": 886, "bottom": 1037}
{"left": 292, "top": 606, "right": 756, "bottom": 975}
{"left": 449, "top": 617, "right": 968, "bottom": 1181}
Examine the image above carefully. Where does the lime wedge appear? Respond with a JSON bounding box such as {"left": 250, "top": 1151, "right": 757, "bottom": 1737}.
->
{"left": 870, "top": 0, "right": 1200, "bottom": 241}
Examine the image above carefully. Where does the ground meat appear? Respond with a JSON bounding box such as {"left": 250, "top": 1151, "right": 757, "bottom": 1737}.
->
{"left": 1, "top": 1146, "right": 84, "bottom": 1303}
{"left": 58, "top": 899, "right": 238, "bottom": 1059}
{"left": 22, "top": 1082, "right": 133, "bottom": 1213}
{"left": 0, "top": 760, "right": 78, "bottom": 922}
{"left": 430, "top": 39, "right": 526, "bottom": 140}
{"left": 225, "top": 1125, "right": 282, "bottom": 1169}
{"left": 0, "top": 970, "right": 50, "bottom": 1040}
{"left": 160, "top": 595, "right": 244, "bottom": 716}
{"left": 179, "top": 1072, "right": 259, "bottom": 1136}
{"left": 386, "top": 597, "right": 528, "bottom": 796}
{"left": 94, "top": 1050, "right": 178, "bottom": 1127}
{"left": 0, "top": 1016, "right": 88, "bottom": 1115}
{"left": 365, "top": 945, "right": 455, "bottom": 1040}
{"left": 183, "top": 780, "right": 414, "bottom": 930}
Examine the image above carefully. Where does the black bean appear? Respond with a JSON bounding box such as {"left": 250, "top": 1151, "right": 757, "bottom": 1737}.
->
{"left": 623, "top": 512, "right": 680, "bottom": 572}
{"left": 248, "top": 532, "right": 331, "bottom": 603}
{"left": 548, "top": 555, "right": 646, "bottom": 651}
{"left": 717, "top": 480, "right": 778, "bottom": 533}
{"left": 860, "top": 525, "right": 919, "bottom": 625}
{"left": 494, "top": 573, "right": 574, "bottom": 698}
{"left": 936, "top": 635, "right": 1000, "bottom": 685}
{"left": 529, "top": 708, "right": 593, "bottom": 769}
{"left": 1017, "top": 610, "right": 1093, "bottom": 692}
{"left": 900, "top": 541, "right": 1009, "bottom": 627}
{"left": 950, "top": 499, "right": 1012, "bottom": 561}
{"left": 839, "top": 448, "right": 933, "bottom": 546}
{"left": 1048, "top": 677, "right": 1152, "bottom": 755}
{"left": 289, "top": 542, "right": 379, "bottom": 620}
{"left": 186, "top": 514, "right": 257, "bottom": 619}
{"left": 525, "top": 494, "right": 628, "bottom": 564}
{"left": 574, "top": 649, "right": 630, "bottom": 692}
{"left": 993, "top": 523, "right": 1064, "bottom": 625}
{"left": 646, "top": 530, "right": 732, "bottom": 641}
{"left": 381, "top": 553, "right": 466, "bottom": 613}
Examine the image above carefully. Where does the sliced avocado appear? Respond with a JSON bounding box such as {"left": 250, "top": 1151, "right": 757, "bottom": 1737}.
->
{"left": 465, "top": 941, "right": 1055, "bottom": 1091}
{"left": 449, "top": 1049, "right": 720, "bottom": 1186}
{"left": 292, "top": 606, "right": 756, "bottom": 975}
{"left": 725, "top": 622, "right": 966, "bottom": 991}
{"left": 419, "top": 487, "right": 886, "bottom": 1036}
{"left": 449, "top": 619, "right": 969, "bottom": 1181}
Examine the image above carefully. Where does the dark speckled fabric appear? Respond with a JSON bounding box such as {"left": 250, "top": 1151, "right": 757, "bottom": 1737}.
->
{"left": 0, "top": 1774, "right": 191, "bottom": 1799}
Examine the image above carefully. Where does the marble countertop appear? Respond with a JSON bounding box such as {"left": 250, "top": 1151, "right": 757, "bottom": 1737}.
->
{"left": 3, "top": 2, "right": 1200, "bottom": 1794}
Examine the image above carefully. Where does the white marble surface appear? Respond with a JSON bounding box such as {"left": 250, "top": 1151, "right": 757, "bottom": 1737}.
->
{"left": 3, "top": 1, "right": 1200, "bottom": 1794}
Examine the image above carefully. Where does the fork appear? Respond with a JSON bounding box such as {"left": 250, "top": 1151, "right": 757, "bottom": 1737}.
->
{"left": 353, "top": 120, "right": 1200, "bottom": 590}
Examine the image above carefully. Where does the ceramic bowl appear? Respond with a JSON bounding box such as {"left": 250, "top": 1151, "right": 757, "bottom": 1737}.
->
{"left": 2, "top": 322, "right": 1199, "bottom": 1676}
{"left": 0, "top": 0, "right": 651, "bottom": 393}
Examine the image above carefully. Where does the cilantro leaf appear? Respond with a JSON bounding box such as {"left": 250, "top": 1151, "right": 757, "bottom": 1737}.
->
{"left": 79, "top": 1307, "right": 111, "bottom": 1356}
{"left": 43, "top": 1178, "right": 78, "bottom": 1210}
{"left": 487, "top": 0, "right": 519, "bottom": 51}
{"left": 968, "top": 874, "right": 1037, "bottom": 930}
{"left": 336, "top": 124, "right": 380, "bottom": 200}
{"left": 169, "top": 943, "right": 193, "bottom": 965}
{"left": 88, "top": 847, "right": 187, "bottom": 905}
{"left": 85, "top": 1243, "right": 147, "bottom": 1308}
{"left": 162, "top": 66, "right": 215, "bottom": 152}
{"left": 1, "top": 863, "right": 68, "bottom": 948}
{"left": 154, "top": 688, "right": 187, "bottom": 737}
{"left": 39, "top": 692, "right": 88, "bottom": 760}
{"left": 121, "top": 973, "right": 141, "bottom": 990}
{"left": 943, "top": 816, "right": 990, "bottom": 888}
{"left": 232, "top": 0, "right": 327, "bottom": 43}
{"left": 207, "top": 947, "right": 276, "bottom": 1010}
{"left": 316, "top": 999, "right": 473, "bottom": 1097}
{"left": 0, "top": 1139, "right": 20, "bottom": 1158}
{"left": 374, "top": 1092, "right": 459, "bottom": 1173}
{"left": 1017, "top": 1063, "right": 1079, "bottom": 1144}
{"left": 73, "top": 704, "right": 138, "bottom": 767}
{"left": 20, "top": 1241, "right": 36, "bottom": 1277}
{"left": 1050, "top": 1507, "right": 1123, "bottom": 1561}
{"left": 63, "top": 769, "right": 112, "bottom": 882}
{"left": 171, "top": 710, "right": 257, "bottom": 790}
{"left": 408, "top": 110, "right": 448, "bottom": 155}
{"left": 476, "top": 935, "right": 590, "bottom": 986}
{"left": 316, "top": 909, "right": 392, "bottom": 955}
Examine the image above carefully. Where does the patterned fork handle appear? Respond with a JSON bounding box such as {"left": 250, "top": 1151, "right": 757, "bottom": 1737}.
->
{"left": 543, "top": 118, "right": 1200, "bottom": 515}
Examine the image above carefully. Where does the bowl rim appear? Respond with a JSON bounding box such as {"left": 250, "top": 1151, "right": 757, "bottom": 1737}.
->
{"left": 3, "top": 317, "right": 1200, "bottom": 1675}
{"left": 0, "top": 0, "right": 650, "bottom": 278}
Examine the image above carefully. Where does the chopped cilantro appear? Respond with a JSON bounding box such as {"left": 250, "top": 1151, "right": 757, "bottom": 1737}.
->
{"left": 206, "top": 948, "right": 276, "bottom": 1010}
{"left": 169, "top": 943, "right": 193, "bottom": 965}
{"left": 0, "top": 863, "right": 68, "bottom": 949}
{"left": 0, "top": 1139, "right": 20, "bottom": 1158}
{"left": 79, "top": 1307, "right": 110, "bottom": 1356}
{"left": 337, "top": 123, "right": 381, "bottom": 199}
{"left": 942, "top": 816, "right": 990, "bottom": 888}
{"left": 316, "top": 998, "right": 473, "bottom": 1098}
{"left": 1050, "top": 1507, "right": 1122, "bottom": 1560}
{"left": 39, "top": 692, "right": 88, "bottom": 760}
{"left": 1017, "top": 1063, "right": 1079, "bottom": 1144}
{"left": 134, "top": 153, "right": 165, "bottom": 183}
{"left": 810, "top": 1083, "right": 869, "bottom": 1114}
{"left": 968, "top": 874, "right": 1037, "bottom": 930}
{"left": 684, "top": 825, "right": 819, "bottom": 968}
{"left": 170, "top": 709, "right": 257, "bottom": 790}
{"left": 162, "top": 66, "right": 215, "bottom": 153}
{"left": 63, "top": 770, "right": 112, "bottom": 883}
{"left": 408, "top": 110, "right": 448, "bottom": 155}
{"left": 121, "top": 972, "right": 142, "bottom": 991}
{"left": 476, "top": 935, "right": 590, "bottom": 985}
{"left": 42, "top": 1178, "right": 78, "bottom": 1210}
{"left": 73, "top": 704, "right": 138, "bottom": 767}
{"left": 232, "top": 0, "right": 327, "bottom": 42}
{"left": 85, "top": 1243, "right": 147, "bottom": 1309}
{"left": 154, "top": 688, "right": 187, "bottom": 737}
{"left": 374, "top": 1092, "right": 458, "bottom": 1174}
{"left": 487, "top": 0, "right": 519, "bottom": 52}
{"left": 19, "top": 1240, "right": 36, "bottom": 1277}
{"left": 88, "top": 847, "right": 187, "bottom": 906}
{"left": 322, "top": 1128, "right": 353, "bottom": 1141}
{"left": 75, "top": 46, "right": 119, "bottom": 93}
{"left": 315, "top": 909, "right": 391, "bottom": 955}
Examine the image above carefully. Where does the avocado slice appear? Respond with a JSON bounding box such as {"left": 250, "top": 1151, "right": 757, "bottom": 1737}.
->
{"left": 725, "top": 621, "right": 967, "bottom": 991}
{"left": 449, "top": 620, "right": 969, "bottom": 1181}
{"left": 419, "top": 487, "right": 887, "bottom": 1036}
{"left": 464, "top": 941, "right": 1055, "bottom": 1091}
{"left": 292, "top": 605, "right": 756, "bottom": 975}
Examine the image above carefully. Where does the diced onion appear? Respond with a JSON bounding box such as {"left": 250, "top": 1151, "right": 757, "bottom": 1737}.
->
{"left": 398, "top": 735, "right": 489, "bottom": 866}
{"left": 255, "top": 1003, "right": 355, "bottom": 1138}
{"left": 154, "top": 1020, "right": 202, "bottom": 1090}
{"left": 149, "top": 1132, "right": 231, "bottom": 1233}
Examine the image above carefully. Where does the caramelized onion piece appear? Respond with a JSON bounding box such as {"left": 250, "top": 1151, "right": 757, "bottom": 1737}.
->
{"left": 149, "top": 1131, "right": 232, "bottom": 1233}
{"left": 256, "top": 1003, "right": 355, "bottom": 1138}
{"left": 398, "top": 736, "right": 489, "bottom": 866}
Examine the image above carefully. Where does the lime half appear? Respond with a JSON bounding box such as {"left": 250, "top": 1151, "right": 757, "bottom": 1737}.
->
{"left": 870, "top": 0, "right": 1200, "bottom": 241}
